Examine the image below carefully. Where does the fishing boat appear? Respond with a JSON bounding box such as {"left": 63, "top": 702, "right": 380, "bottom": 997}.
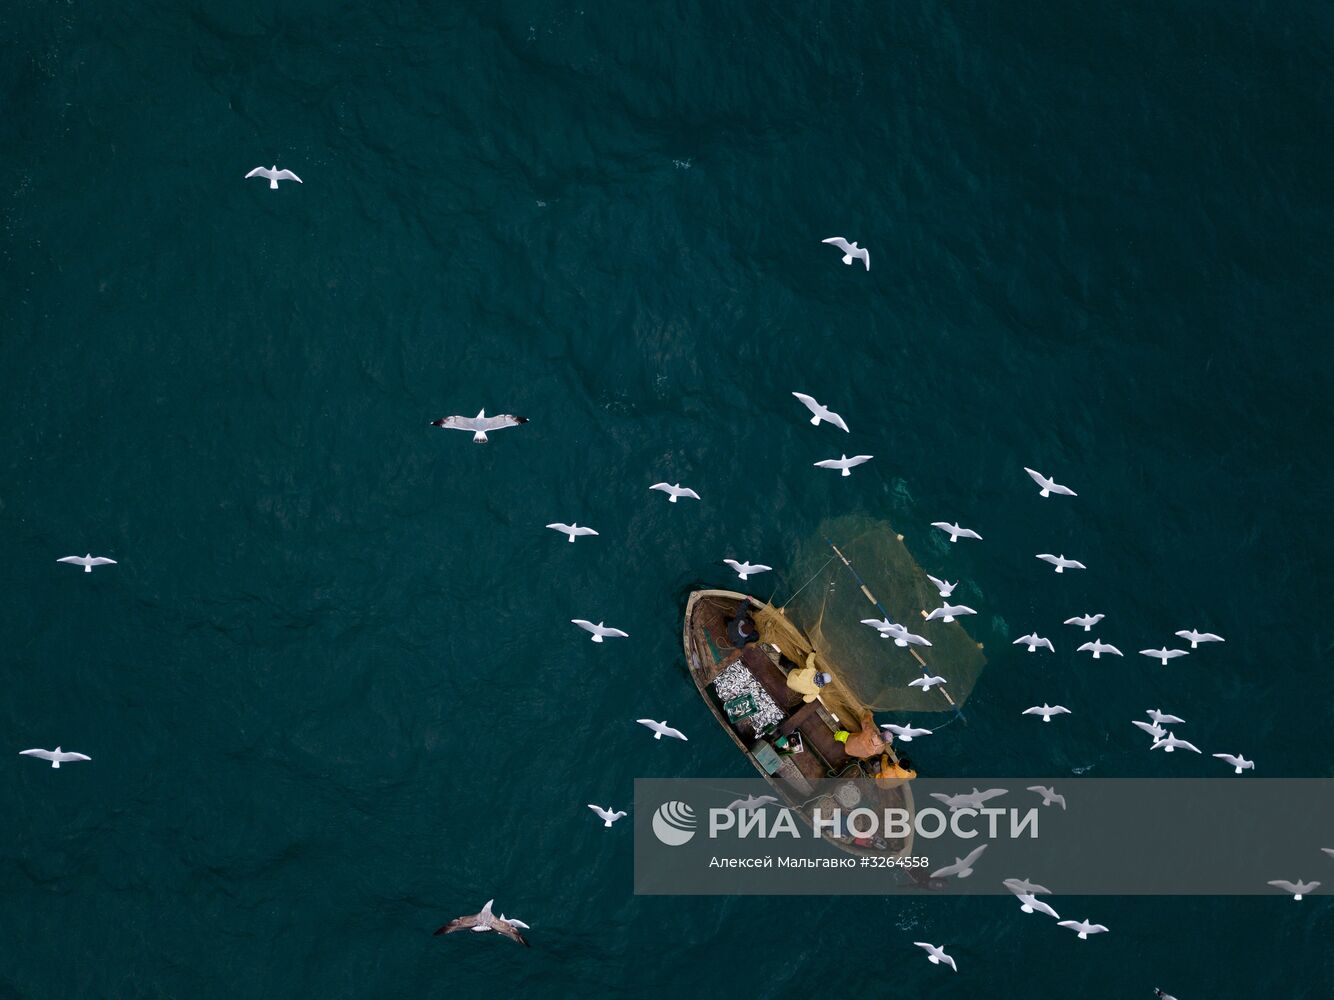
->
{"left": 683, "top": 588, "right": 917, "bottom": 858}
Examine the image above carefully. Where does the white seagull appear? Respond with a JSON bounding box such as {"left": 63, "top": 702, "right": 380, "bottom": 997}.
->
{"left": 931, "top": 521, "right": 982, "bottom": 543}
{"left": 434, "top": 900, "right": 528, "bottom": 946}
{"left": 1132, "top": 720, "right": 1167, "bottom": 741}
{"left": 931, "top": 788, "right": 1007, "bottom": 812}
{"left": 431, "top": 410, "right": 529, "bottom": 443}
{"left": 1024, "top": 467, "right": 1077, "bottom": 498}
{"left": 586, "top": 804, "right": 627, "bottom": 827}
{"left": 926, "top": 603, "right": 976, "bottom": 623}
{"left": 1175, "top": 629, "right": 1225, "bottom": 649}
{"left": 1064, "top": 613, "right": 1105, "bottom": 632}
{"left": 1037, "top": 553, "right": 1086, "bottom": 573}
{"left": 57, "top": 554, "right": 117, "bottom": 573}
{"left": 1004, "top": 877, "right": 1052, "bottom": 896}
{"left": 909, "top": 675, "right": 948, "bottom": 691}
{"left": 1013, "top": 633, "right": 1054, "bottom": 653}
{"left": 1014, "top": 892, "right": 1061, "bottom": 919}
{"left": 1023, "top": 704, "right": 1071, "bottom": 723}
{"left": 245, "top": 165, "right": 302, "bottom": 189}
{"left": 821, "top": 236, "right": 870, "bottom": 270}
{"left": 1212, "top": 753, "right": 1255, "bottom": 774}
{"left": 1146, "top": 709, "right": 1186, "bottom": 726}
{"left": 1151, "top": 733, "right": 1201, "bottom": 754}
{"left": 927, "top": 575, "right": 958, "bottom": 598}
{"left": 1027, "top": 785, "right": 1067, "bottom": 809}
{"left": 791, "top": 392, "right": 849, "bottom": 432}
{"left": 1267, "top": 879, "right": 1319, "bottom": 900}
{"left": 861, "top": 620, "right": 931, "bottom": 647}
{"left": 723, "top": 559, "right": 772, "bottom": 581}
{"left": 880, "top": 723, "right": 933, "bottom": 742}
{"left": 1078, "top": 640, "right": 1123, "bottom": 659}
{"left": 649, "top": 482, "right": 701, "bottom": 503}
{"left": 724, "top": 794, "right": 779, "bottom": 812}
{"left": 931, "top": 844, "right": 988, "bottom": 879}
{"left": 814, "top": 454, "right": 872, "bottom": 477}
{"left": 1140, "top": 648, "right": 1189, "bottom": 666}
{"left": 912, "top": 942, "right": 957, "bottom": 972}
{"left": 471, "top": 913, "right": 530, "bottom": 934}
{"left": 571, "top": 619, "right": 629, "bottom": 643}
{"left": 1058, "top": 918, "right": 1109, "bottom": 940}
{"left": 637, "top": 719, "right": 688, "bottom": 741}
{"left": 19, "top": 747, "right": 91, "bottom": 768}
{"left": 546, "top": 523, "right": 598, "bottom": 543}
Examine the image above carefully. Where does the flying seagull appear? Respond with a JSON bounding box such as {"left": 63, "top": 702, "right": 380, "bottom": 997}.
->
{"left": 1064, "top": 613, "right": 1105, "bottom": 632}
{"left": 571, "top": 619, "right": 629, "bottom": 643}
{"left": 926, "top": 603, "right": 976, "bottom": 623}
{"left": 927, "top": 575, "right": 958, "bottom": 598}
{"left": 1013, "top": 633, "right": 1054, "bottom": 653}
{"left": 723, "top": 559, "right": 772, "bottom": 581}
{"left": 862, "top": 620, "right": 931, "bottom": 647}
{"left": 245, "top": 165, "right": 302, "bottom": 189}
{"left": 1132, "top": 720, "right": 1167, "bottom": 741}
{"left": 586, "top": 804, "right": 627, "bottom": 827}
{"left": 791, "top": 392, "right": 849, "bottom": 432}
{"left": 1140, "top": 648, "right": 1189, "bottom": 666}
{"left": 1212, "top": 753, "right": 1255, "bottom": 774}
{"left": 1027, "top": 785, "right": 1067, "bottom": 809}
{"left": 1154, "top": 990, "right": 1179, "bottom": 1000}
{"left": 1058, "top": 918, "right": 1109, "bottom": 940}
{"left": 637, "top": 719, "right": 688, "bottom": 741}
{"left": 814, "top": 454, "right": 872, "bottom": 477}
{"left": 431, "top": 410, "right": 529, "bottom": 443}
{"left": 1014, "top": 892, "right": 1061, "bottom": 919}
{"left": 930, "top": 788, "right": 1007, "bottom": 812}
{"left": 57, "top": 555, "right": 117, "bottom": 573}
{"left": 1023, "top": 704, "right": 1071, "bottom": 723}
{"left": 19, "top": 747, "right": 91, "bottom": 769}
{"left": 1078, "top": 640, "right": 1122, "bottom": 659}
{"left": 1322, "top": 848, "right": 1334, "bottom": 859}
{"left": 724, "top": 794, "right": 779, "bottom": 812}
{"left": 546, "top": 523, "right": 598, "bottom": 543}
{"left": 880, "top": 723, "right": 933, "bottom": 743}
{"left": 434, "top": 900, "right": 529, "bottom": 946}
{"left": 1147, "top": 709, "right": 1186, "bottom": 726}
{"left": 1024, "top": 467, "right": 1078, "bottom": 498}
{"left": 1004, "top": 877, "right": 1052, "bottom": 896}
{"left": 909, "top": 675, "right": 947, "bottom": 691}
{"left": 471, "top": 914, "right": 529, "bottom": 934}
{"left": 1175, "top": 629, "right": 1225, "bottom": 649}
{"left": 1151, "top": 733, "right": 1201, "bottom": 754}
{"left": 649, "top": 482, "right": 700, "bottom": 503}
{"left": 1267, "top": 879, "right": 1319, "bottom": 900}
{"left": 931, "top": 521, "right": 982, "bottom": 543}
{"left": 931, "top": 844, "right": 988, "bottom": 879}
{"left": 1037, "top": 553, "right": 1086, "bottom": 573}
{"left": 912, "top": 942, "right": 957, "bottom": 972}
{"left": 821, "top": 236, "right": 870, "bottom": 270}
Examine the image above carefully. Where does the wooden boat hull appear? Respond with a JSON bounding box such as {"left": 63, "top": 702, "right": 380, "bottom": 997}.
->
{"left": 684, "top": 589, "right": 915, "bottom": 858}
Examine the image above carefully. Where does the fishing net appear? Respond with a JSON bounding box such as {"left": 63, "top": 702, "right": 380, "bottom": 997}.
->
{"left": 779, "top": 514, "right": 988, "bottom": 715}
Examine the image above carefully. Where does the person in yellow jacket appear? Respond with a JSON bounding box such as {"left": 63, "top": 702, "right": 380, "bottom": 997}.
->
{"left": 875, "top": 751, "right": 917, "bottom": 782}
{"left": 786, "top": 652, "right": 832, "bottom": 704}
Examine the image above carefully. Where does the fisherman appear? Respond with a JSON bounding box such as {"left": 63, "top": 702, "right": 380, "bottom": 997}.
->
{"left": 727, "top": 607, "right": 760, "bottom": 647}
{"left": 842, "top": 710, "right": 887, "bottom": 758}
{"left": 875, "top": 751, "right": 916, "bottom": 782}
{"left": 785, "top": 652, "right": 832, "bottom": 704}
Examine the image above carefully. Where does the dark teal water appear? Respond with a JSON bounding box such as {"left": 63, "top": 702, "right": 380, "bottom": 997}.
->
{"left": 3, "top": 2, "right": 1331, "bottom": 996}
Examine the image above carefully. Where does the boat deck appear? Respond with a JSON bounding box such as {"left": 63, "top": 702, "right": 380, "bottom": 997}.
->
{"left": 684, "top": 589, "right": 914, "bottom": 857}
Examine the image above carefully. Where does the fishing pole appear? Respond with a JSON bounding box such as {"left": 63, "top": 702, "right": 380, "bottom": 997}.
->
{"left": 826, "top": 539, "right": 966, "bottom": 723}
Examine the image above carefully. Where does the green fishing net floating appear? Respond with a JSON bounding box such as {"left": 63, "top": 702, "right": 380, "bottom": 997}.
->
{"left": 777, "top": 514, "right": 988, "bottom": 716}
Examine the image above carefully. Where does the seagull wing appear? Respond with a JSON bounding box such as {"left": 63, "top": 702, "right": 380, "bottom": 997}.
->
{"left": 813, "top": 459, "right": 844, "bottom": 469}
{"left": 1048, "top": 482, "right": 1077, "bottom": 497}
{"left": 56, "top": 556, "right": 88, "bottom": 565}
{"left": 791, "top": 392, "right": 820, "bottom": 415}
{"left": 1030, "top": 897, "right": 1061, "bottom": 918}
{"left": 19, "top": 749, "right": 53, "bottom": 759}
{"left": 88, "top": 557, "right": 117, "bottom": 566}
{"left": 433, "top": 914, "right": 481, "bottom": 935}
{"left": 62, "top": 752, "right": 92, "bottom": 762}
{"left": 473, "top": 413, "right": 528, "bottom": 432}
{"left": 570, "top": 619, "right": 596, "bottom": 632}
{"left": 492, "top": 921, "right": 530, "bottom": 947}
{"left": 602, "top": 627, "right": 629, "bottom": 638}
{"left": 659, "top": 725, "right": 687, "bottom": 741}
{"left": 245, "top": 166, "right": 272, "bottom": 179}
{"left": 822, "top": 237, "right": 854, "bottom": 253}
{"left": 960, "top": 844, "right": 988, "bottom": 868}
{"left": 273, "top": 169, "right": 303, "bottom": 183}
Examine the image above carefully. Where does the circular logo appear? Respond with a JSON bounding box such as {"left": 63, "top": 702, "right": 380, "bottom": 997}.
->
{"left": 651, "top": 800, "right": 697, "bottom": 846}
